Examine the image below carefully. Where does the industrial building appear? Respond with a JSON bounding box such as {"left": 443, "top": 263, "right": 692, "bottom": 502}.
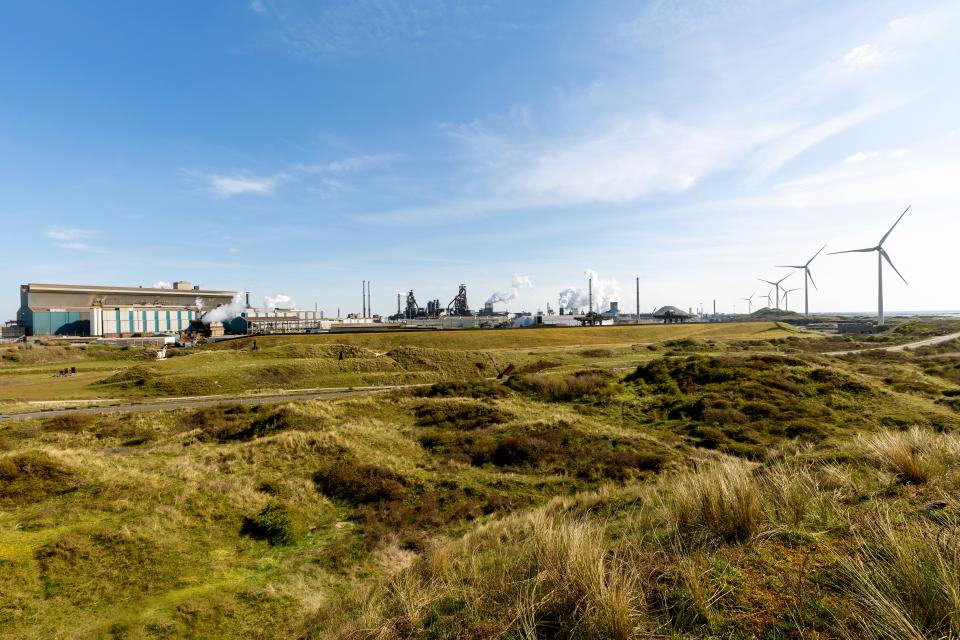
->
{"left": 17, "top": 282, "right": 237, "bottom": 337}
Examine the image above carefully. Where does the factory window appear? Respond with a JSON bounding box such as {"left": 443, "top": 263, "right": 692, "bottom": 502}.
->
{"left": 128, "top": 310, "right": 134, "bottom": 334}
{"left": 142, "top": 311, "right": 148, "bottom": 332}
{"left": 177, "top": 311, "right": 182, "bottom": 331}
{"left": 115, "top": 309, "right": 121, "bottom": 334}
{"left": 154, "top": 311, "right": 159, "bottom": 332}
{"left": 166, "top": 311, "right": 171, "bottom": 330}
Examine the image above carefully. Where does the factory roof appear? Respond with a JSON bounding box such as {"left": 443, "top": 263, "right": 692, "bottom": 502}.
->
{"left": 22, "top": 283, "right": 236, "bottom": 296}
{"left": 652, "top": 305, "right": 691, "bottom": 318}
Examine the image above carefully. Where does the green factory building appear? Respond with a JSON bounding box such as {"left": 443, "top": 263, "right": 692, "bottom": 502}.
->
{"left": 17, "top": 282, "right": 237, "bottom": 337}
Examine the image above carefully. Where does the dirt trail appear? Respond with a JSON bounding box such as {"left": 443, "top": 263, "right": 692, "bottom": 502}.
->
{"left": 0, "top": 384, "right": 429, "bottom": 421}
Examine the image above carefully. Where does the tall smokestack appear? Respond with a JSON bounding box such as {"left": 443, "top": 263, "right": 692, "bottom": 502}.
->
{"left": 635, "top": 277, "right": 639, "bottom": 325}
{"left": 588, "top": 277, "right": 593, "bottom": 314}
{"left": 362, "top": 281, "right": 367, "bottom": 318}
{"left": 367, "top": 281, "right": 372, "bottom": 318}
{"left": 397, "top": 293, "right": 401, "bottom": 316}
{"left": 246, "top": 291, "right": 250, "bottom": 308}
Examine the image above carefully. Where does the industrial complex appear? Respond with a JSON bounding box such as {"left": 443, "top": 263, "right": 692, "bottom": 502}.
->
{"left": 10, "top": 276, "right": 706, "bottom": 341}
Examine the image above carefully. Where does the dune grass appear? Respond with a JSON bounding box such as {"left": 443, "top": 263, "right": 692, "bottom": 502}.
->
{"left": 1, "top": 330, "right": 959, "bottom": 638}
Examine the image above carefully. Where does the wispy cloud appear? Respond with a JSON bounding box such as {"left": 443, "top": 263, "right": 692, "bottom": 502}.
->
{"left": 207, "top": 173, "right": 287, "bottom": 197}
{"left": 43, "top": 226, "right": 101, "bottom": 252}
{"left": 834, "top": 4, "right": 960, "bottom": 74}
{"left": 189, "top": 154, "right": 393, "bottom": 199}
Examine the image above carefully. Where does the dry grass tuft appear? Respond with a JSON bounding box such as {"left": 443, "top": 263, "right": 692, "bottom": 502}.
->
{"left": 669, "top": 459, "right": 762, "bottom": 544}
{"left": 856, "top": 427, "right": 959, "bottom": 484}
{"left": 842, "top": 512, "right": 960, "bottom": 639}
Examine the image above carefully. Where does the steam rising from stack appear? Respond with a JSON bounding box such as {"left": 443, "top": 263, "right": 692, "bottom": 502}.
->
{"left": 558, "top": 269, "right": 620, "bottom": 313}
{"left": 486, "top": 274, "right": 533, "bottom": 306}
{"left": 201, "top": 293, "right": 246, "bottom": 324}
{"left": 264, "top": 294, "right": 293, "bottom": 311}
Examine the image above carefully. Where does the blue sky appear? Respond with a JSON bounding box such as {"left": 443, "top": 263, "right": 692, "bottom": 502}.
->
{"left": 2, "top": 0, "right": 958, "bottom": 319}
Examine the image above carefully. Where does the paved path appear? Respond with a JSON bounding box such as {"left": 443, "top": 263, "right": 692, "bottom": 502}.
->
{"left": 0, "top": 384, "right": 429, "bottom": 422}
{"left": 824, "top": 331, "right": 960, "bottom": 356}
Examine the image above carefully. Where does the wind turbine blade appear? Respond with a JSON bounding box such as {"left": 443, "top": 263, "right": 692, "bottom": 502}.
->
{"left": 806, "top": 268, "right": 819, "bottom": 292}
{"left": 776, "top": 265, "right": 805, "bottom": 269}
{"left": 758, "top": 278, "right": 776, "bottom": 285}
{"left": 829, "top": 247, "right": 876, "bottom": 255}
{"left": 776, "top": 272, "right": 793, "bottom": 285}
{"left": 879, "top": 205, "right": 911, "bottom": 245}
{"left": 881, "top": 248, "right": 908, "bottom": 285}
{"left": 806, "top": 244, "right": 827, "bottom": 266}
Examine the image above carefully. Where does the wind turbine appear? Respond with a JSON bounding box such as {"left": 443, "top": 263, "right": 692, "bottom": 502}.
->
{"left": 777, "top": 245, "right": 826, "bottom": 316}
{"left": 829, "top": 206, "right": 910, "bottom": 326}
{"left": 740, "top": 292, "right": 756, "bottom": 314}
{"left": 758, "top": 273, "right": 792, "bottom": 310}
{"left": 782, "top": 288, "right": 800, "bottom": 312}
{"left": 762, "top": 288, "right": 774, "bottom": 309}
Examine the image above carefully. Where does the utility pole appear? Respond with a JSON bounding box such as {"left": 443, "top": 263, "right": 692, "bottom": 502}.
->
{"left": 636, "top": 277, "right": 640, "bottom": 325}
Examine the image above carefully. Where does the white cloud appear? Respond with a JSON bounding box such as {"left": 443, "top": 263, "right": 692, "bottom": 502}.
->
{"left": 834, "top": 5, "right": 960, "bottom": 74}
{"left": 226, "top": 247, "right": 241, "bottom": 254}
{"left": 841, "top": 44, "right": 882, "bottom": 70}
{"left": 496, "top": 116, "right": 786, "bottom": 204}
{"left": 745, "top": 100, "right": 906, "bottom": 181}
{"left": 43, "top": 226, "right": 101, "bottom": 252}
{"left": 208, "top": 173, "right": 285, "bottom": 197}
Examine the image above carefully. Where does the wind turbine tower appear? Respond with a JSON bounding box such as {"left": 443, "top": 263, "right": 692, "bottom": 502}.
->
{"left": 783, "top": 287, "right": 800, "bottom": 312}
{"left": 777, "top": 245, "right": 826, "bottom": 316}
{"left": 829, "top": 206, "right": 911, "bottom": 326}
{"left": 741, "top": 292, "right": 756, "bottom": 314}
{"left": 758, "top": 273, "right": 792, "bottom": 310}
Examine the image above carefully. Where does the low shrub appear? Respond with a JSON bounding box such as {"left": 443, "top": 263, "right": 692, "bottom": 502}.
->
{"left": 415, "top": 380, "right": 511, "bottom": 399}
{"left": 240, "top": 502, "right": 298, "bottom": 545}
{"left": 414, "top": 399, "right": 511, "bottom": 430}
{"left": 313, "top": 462, "right": 407, "bottom": 505}
{"left": 506, "top": 371, "right": 614, "bottom": 402}
{"left": 42, "top": 413, "right": 97, "bottom": 433}
{"left": 0, "top": 451, "right": 77, "bottom": 506}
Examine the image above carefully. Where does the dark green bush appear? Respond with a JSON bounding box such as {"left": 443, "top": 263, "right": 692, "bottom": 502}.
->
{"left": 414, "top": 399, "right": 511, "bottom": 430}
{"left": 42, "top": 413, "right": 96, "bottom": 433}
{"left": 0, "top": 451, "right": 76, "bottom": 506}
{"left": 416, "top": 380, "right": 511, "bottom": 399}
{"left": 240, "top": 502, "right": 297, "bottom": 545}
{"left": 506, "top": 371, "right": 613, "bottom": 402}
{"left": 313, "top": 463, "right": 407, "bottom": 505}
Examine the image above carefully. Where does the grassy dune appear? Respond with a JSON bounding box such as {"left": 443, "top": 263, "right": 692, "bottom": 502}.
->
{"left": 2, "top": 324, "right": 960, "bottom": 638}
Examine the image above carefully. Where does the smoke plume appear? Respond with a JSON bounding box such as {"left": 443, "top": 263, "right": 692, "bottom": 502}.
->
{"left": 195, "top": 297, "right": 205, "bottom": 313}
{"left": 152, "top": 281, "right": 173, "bottom": 289}
{"left": 201, "top": 293, "right": 246, "bottom": 325}
{"left": 486, "top": 274, "right": 533, "bottom": 306}
{"left": 558, "top": 269, "right": 620, "bottom": 313}
{"left": 264, "top": 294, "right": 293, "bottom": 310}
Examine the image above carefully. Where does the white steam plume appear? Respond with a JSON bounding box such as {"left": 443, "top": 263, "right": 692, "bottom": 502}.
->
{"left": 201, "top": 293, "right": 246, "bottom": 325}
{"left": 558, "top": 269, "right": 620, "bottom": 313}
{"left": 152, "top": 281, "right": 173, "bottom": 289}
{"left": 486, "top": 274, "right": 534, "bottom": 306}
{"left": 195, "top": 297, "right": 205, "bottom": 313}
{"left": 264, "top": 294, "right": 293, "bottom": 310}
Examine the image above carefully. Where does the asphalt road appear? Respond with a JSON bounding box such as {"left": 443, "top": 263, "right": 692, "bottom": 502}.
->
{"left": 0, "top": 384, "right": 428, "bottom": 422}
{"left": 4, "top": 331, "right": 958, "bottom": 422}
{"left": 824, "top": 331, "right": 960, "bottom": 356}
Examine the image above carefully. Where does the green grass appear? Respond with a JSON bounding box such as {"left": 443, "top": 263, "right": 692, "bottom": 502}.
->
{"left": 1, "top": 327, "right": 959, "bottom": 638}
